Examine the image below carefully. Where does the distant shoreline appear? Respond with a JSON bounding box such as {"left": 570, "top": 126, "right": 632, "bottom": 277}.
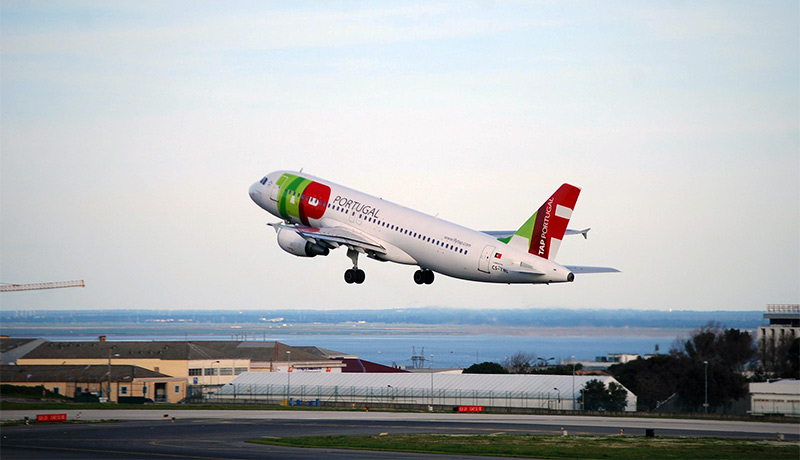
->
{"left": 1, "top": 323, "right": 708, "bottom": 339}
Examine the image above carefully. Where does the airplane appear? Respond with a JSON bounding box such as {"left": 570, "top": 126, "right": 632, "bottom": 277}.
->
{"left": 249, "top": 171, "right": 618, "bottom": 285}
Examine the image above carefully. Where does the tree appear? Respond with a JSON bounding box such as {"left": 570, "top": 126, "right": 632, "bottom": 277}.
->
{"left": 605, "top": 382, "right": 629, "bottom": 412}
{"left": 718, "top": 328, "right": 757, "bottom": 373}
{"left": 463, "top": 362, "right": 508, "bottom": 374}
{"left": 679, "top": 322, "right": 756, "bottom": 372}
{"left": 579, "top": 379, "right": 627, "bottom": 411}
{"left": 529, "top": 363, "right": 583, "bottom": 375}
{"left": 672, "top": 323, "right": 755, "bottom": 412}
{"left": 504, "top": 352, "right": 536, "bottom": 374}
{"left": 760, "top": 336, "right": 800, "bottom": 379}
{"left": 785, "top": 338, "right": 800, "bottom": 379}
{"left": 610, "top": 354, "right": 686, "bottom": 411}
{"left": 581, "top": 379, "right": 607, "bottom": 411}
{"left": 611, "top": 324, "right": 757, "bottom": 413}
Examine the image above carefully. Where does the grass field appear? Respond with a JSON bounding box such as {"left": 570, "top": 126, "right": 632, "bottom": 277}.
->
{"left": 253, "top": 434, "right": 800, "bottom": 459}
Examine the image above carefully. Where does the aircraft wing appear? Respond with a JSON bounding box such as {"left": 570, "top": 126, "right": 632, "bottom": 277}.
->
{"left": 269, "top": 223, "right": 386, "bottom": 254}
{"left": 563, "top": 265, "right": 620, "bottom": 274}
{"left": 483, "top": 228, "right": 591, "bottom": 240}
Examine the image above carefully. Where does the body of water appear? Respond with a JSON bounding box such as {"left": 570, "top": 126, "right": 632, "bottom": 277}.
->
{"left": 29, "top": 333, "right": 676, "bottom": 368}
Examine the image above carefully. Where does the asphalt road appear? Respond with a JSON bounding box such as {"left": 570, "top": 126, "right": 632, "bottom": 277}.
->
{"left": 2, "top": 410, "right": 798, "bottom": 459}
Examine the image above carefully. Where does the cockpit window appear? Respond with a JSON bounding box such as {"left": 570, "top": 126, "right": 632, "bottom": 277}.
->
{"left": 260, "top": 177, "right": 268, "bottom": 185}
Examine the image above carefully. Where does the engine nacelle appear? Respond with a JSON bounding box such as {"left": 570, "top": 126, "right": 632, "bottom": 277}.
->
{"left": 276, "top": 228, "right": 330, "bottom": 257}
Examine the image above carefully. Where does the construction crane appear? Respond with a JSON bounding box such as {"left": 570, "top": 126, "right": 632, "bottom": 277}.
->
{"left": 0, "top": 280, "right": 85, "bottom": 292}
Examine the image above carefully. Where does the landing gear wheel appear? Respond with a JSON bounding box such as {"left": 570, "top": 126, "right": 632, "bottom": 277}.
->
{"left": 414, "top": 269, "right": 435, "bottom": 285}
{"left": 345, "top": 268, "right": 366, "bottom": 284}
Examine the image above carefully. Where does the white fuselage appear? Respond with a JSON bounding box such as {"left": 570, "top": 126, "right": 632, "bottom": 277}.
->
{"left": 250, "top": 171, "right": 573, "bottom": 284}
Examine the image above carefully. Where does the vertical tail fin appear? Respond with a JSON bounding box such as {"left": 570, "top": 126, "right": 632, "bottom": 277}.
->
{"left": 503, "top": 184, "right": 581, "bottom": 260}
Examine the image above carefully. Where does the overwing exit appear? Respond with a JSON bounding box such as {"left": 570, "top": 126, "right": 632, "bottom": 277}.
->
{"left": 249, "top": 171, "right": 618, "bottom": 285}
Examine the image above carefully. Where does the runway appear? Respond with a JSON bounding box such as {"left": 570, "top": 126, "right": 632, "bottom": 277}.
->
{"left": 2, "top": 410, "right": 798, "bottom": 459}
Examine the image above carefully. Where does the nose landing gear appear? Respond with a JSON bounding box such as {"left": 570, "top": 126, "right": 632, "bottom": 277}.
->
{"left": 413, "top": 269, "right": 434, "bottom": 285}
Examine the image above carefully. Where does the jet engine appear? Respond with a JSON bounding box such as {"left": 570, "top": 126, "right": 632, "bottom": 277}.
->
{"left": 276, "top": 228, "right": 330, "bottom": 257}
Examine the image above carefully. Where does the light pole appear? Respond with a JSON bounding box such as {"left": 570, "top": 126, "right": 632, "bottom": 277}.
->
{"left": 703, "top": 360, "right": 709, "bottom": 413}
{"left": 571, "top": 356, "right": 576, "bottom": 411}
{"left": 554, "top": 387, "right": 561, "bottom": 409}
{"left": 107, "top": 351, "right": 119, "bottom": 402}
{"left": 286, "top": 351, "right": 291, "bottom": 403}
{"left": 430, "top": 354, "right": 434, "bottom": 410}
{"left": 429, "top": 355, "right": 435, "bottom": 410}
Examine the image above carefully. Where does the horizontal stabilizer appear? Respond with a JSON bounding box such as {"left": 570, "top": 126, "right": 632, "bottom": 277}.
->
{"left": 483, "top": 228, "right": 590, "bottom": 240}
{"left": 564, "top": 265, "right": 620, "bottom": 274}
{"left": 504, "top": 262, "right": 546, "bottom": 275}
{"left": 565, "top": 228, "right": 590, "bottom": 239}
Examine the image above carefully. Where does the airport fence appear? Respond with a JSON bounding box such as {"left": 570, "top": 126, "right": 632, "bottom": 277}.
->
{"left": 210, "top": 383, "right": 578, "bottom": 410}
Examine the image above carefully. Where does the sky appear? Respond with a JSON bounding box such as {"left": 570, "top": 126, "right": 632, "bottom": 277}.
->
{"left": 1, "top": 1, "right": 797, "bottom": 312}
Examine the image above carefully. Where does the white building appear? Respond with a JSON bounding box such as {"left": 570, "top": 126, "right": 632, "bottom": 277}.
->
{"left": 750, "top": 379, "right": 800, "bottom": 417}
{"left": 214, "top": 372, "right": 637, "bottom": 412}
{"left": 758, "top": 304, "right": 799, "bottom": 349}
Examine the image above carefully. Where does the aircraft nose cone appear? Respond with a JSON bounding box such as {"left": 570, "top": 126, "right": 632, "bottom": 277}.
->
{"left": 249, "top": 182, "right": 262, "bottom": 202}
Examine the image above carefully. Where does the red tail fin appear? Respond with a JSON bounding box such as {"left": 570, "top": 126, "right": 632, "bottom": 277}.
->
{"left": 528, "top": 184, "right": 581, "bottom": 260}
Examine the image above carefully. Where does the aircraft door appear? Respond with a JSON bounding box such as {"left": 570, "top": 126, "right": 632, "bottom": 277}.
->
{"left": 478, "top": 245, "right": 494, "bottom": 273}
{"left": 269, "top": 183, "right": 280, "bottom": 202}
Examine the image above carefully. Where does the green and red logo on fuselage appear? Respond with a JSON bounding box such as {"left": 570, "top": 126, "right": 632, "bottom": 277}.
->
{"left": 276, "top": 173, "right": 331, "bottom": 225}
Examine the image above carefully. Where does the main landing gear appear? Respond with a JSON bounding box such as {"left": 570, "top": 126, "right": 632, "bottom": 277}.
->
{"left": 344, "top": 268, "right": 365, "bottom": 284}
{"left": 345, "top": 248, "right": 366, "bottom": 284}
{"left": 413, "top": 269, "right": 434, "bottom": 285}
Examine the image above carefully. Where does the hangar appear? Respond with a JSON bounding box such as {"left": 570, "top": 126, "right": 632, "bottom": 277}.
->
{"left": 214, "top": 372, "right": 637, "bottom": 411}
